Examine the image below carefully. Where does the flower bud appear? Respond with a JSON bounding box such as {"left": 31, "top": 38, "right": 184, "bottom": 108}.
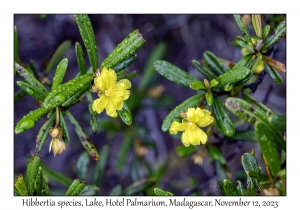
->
{"left": 49, "top": 138, "right": 66, "bottom": 156}
{"left": 49, "top": 127, "right": 63, "bottom": 138}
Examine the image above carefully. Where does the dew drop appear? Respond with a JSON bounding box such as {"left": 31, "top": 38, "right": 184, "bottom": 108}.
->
{"left": 224, "top": 83, "right": 233, "bottom": 91}
{"left": 54, "top": 94, "right": 66, "bottom": 104}
{"left": 84, "top": 39, "right": 89, "bottom": 44}
{"left": 26, "top": 87, "right": 34, "bottom": 95}
{"left": 87, "top": 21, "right": 91, "bottom": 26}
{"left": 83, "top": 15, "right": 87, "bottom": 20}
{"left": 20, "top": 119, "right": 35, "bottom": 130}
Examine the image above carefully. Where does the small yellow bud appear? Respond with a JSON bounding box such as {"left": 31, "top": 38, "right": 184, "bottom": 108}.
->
{"left": 49, "top": 138, "right": 66, "bottom": 156}
{"left": 49, "top": 127, "right": 63, "bottom": 138}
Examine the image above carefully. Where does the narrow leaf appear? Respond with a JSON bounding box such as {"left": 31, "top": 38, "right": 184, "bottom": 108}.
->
{"left": 76, "top": 152, "right": 90, "bottom": 181}
{"left": 35, "top": 167, "right": 44, "bottom": 196}
{"left": 14, "top": 89, "right": 26, "bottom": 103}
{"left": 61, "top": 82, "right": 90, "bottom": 107}
{"left": 236, "top": 180, "right": 247, "bottom": 196}
{"left": 117, "top": 101, "right": 132, "bottom": 125}
{"left": 262, "top": 25, "right": 270, "bottom": 40}
{"left": 41, "top": 164, "right": 73, "bottom": 187}
{"left": 154, "top": 188, "right": 174, "bottom": 196}
{"left": 25, "top": 155, "right": 42, "bottom": 196}
{"left": 263, "top": 55, "right": 286, "bottom": 74}
{"left": 261, "top": 21, "right": 286, "bottom": 51}
{"left": 241, "top": 153, "right": 260, "bottom": 191}
{"left": 16, "top": 81, "right": 46, "bottom": 102}
{"left": 226, "top": 130, "right": 256, "bottom": 142}
{"left": 15, "top": 63, "right": 49, "bottom": 100}
{"left": 92, "top": 145, "right": 109, "bottom": 185}
{"left": 161, "top": 93, "right": 204, "bottom": 132}
{"left": 265, "top": 63, "right": 283, "bottom": 84}
{"left": 35, "top": 111, "right": 55, "bottom": 153}
{"left": 116, "top": 70, "right": 138, "bottom": 80}
{"left": 175, "top": 145, "right": 195, "bottom": 157}
{"left": 109, "top": 185, "right": 123, "bottom": 196}
{"left": 52, "top": 58, "right": 68, "bottom": 90}
{"left": 191, "top": 59, "right": 215, "bottom": 80}
{"left": 235, "top": 36, "right": 254, "bottom": 53}
{"left": 59, "top": 109, "right": 70, "bottom": 144}
{"left": 75, "top": 42, "right": 87, "bottom": 75}
{"left": 268, "top": 114, "right": 286, "bottom": 133}
{"left": 247, "top": 170, "right": 268, "bottom": 181}
{"left": 101, "top": 29, "right": 145, "bottom": 69}
{"left": 233, "top": 14, "right": 252, "bottom": 43}
{"left": 190, "top": 81, "right": 206, "bottom": 90}
{"left": 222, "top": 179, "right": 240, "bottom": 196}
{"left": 45, "top": 40, "right": 71, "bottom": 74}
{"left": 255, "top": 122, "right": 281, "bottom": 177}
{"left": 65, "top": 110, "right": 100, "bottom": 161}
{"left": 124, "top": 178, "right": 156, "bottom": 195}
{"left": 79, "top": 185, "right": 99, "bottom": 196}
{"left": 112, "top": 54, "right": 137, "bottom": 73}
{"left": 41, "top": 177, "right": 50, "bottom": 195}
{"left": 138, "top": 42, "right": 167, "bottom": 91}
{"left": 86, "top": 91, "right": 98, "bottom": 133}
{"left": 252, "top": 15, "right": 262, "bottom": 37}
{"left": 206, "top": 145, "right": 226, "bottom": 165}
{"left": 15, "top": 106, "right": 50, "bottom": 134}
{"left": 154, "top": 60, "right": 199, "bottom": 87}
{"left": 65, "top": 179, "right": 87, "bottom": 196}
{"left": 117, "top": 133, "right": 132, "bottom": 170}
{"left": 203, "top": 51, "right": 226, "bottom": 75}
{"left": 28, "top": 59, "right": 39, "bottom": 79}
{"left": 224, "top": 97, "right": 285, "bottom": 150}
{"left": 14, "top": 174, "right": 28, "bottom": 196}
{"left": 14, "top": 26, "right": 20, "bottom": 63}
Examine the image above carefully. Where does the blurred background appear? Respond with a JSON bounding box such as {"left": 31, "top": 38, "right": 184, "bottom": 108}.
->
{"left": 14, "top": 14, "right": 286, "bottom": 195}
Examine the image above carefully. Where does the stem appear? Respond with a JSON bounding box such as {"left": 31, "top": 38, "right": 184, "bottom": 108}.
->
{"left": 55, "top": 107, "right": 60, "bottom": 127}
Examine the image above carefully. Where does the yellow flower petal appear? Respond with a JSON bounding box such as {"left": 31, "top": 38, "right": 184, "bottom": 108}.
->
{"left": 110, "top": 96, "right": 124, "bottom": 111}
{"left": 100, "top": 68, "right": 117, "bottom": 90}
{"left": 181, "top": 126, "right": 208, "bottom": 146}
{"left": 92, "top": 95, "right": 108, "bottom": 114}
{"left": 105, "top": 99, "right": 118, "bottom": 117}
{"left": 196, "top": 109, "right": 214, "bottom": 127}
{"left": 94, "top": 75, "right": 104, "bottom": 91}
{"left": 186, "top": 107, "right": 204, "bottom": 123}
{"left": 117, "top": 79, "right": 131, "bottom": 89}
{"left": 169, "top": 121, "right": 187, "bottom": 134}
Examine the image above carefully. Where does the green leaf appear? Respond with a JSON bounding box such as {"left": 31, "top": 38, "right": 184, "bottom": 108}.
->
{"left": 59, "top": 110, "right": 70, "bottom": 144}
{"left": 191, "top": 59, "right": 215, "bottom": 80}
{"left": 116, "top": 70, "right": 138, "bottom": 80}
{"left": 76, "top": 152, "right": 90, "bottom": 181}
{"left": 15, "top": 63, "right": 49, "bottom": 101}
{"left": 35, "top": 111, "right": 55, "bottom": 153}
{"left": 261, "top": 21, "right": 286, "bottom": 52}
{"left": 65, "top": 179, "right": 87, "bottom": 196}
{"left": 28, "top": 59, "right": 39, "bottom": 79}
{"left": 52, "top": 58, "right": 68, "bottom": 90}
{"left": 138, "top": 42, "right": 167, "bottom": 91}
{"left": 15, "top": 106, "right": 50, "bottom": 134}
{"left": 117, "top": 133, "right": 132, "bottom": 170}
{"left": 43, "top": 74, "right": 94, "bottom": 109}
{"left": 16, "top": 81, "right": 46, "bottom": 102}
{"left": 14, "top": 26, "right": 20, "bottom": 63}
{"left": 45, "top": 40, "right": 71, "bottom": 74}
{"left": 233, "top": 14, "right": 252, "bottom": 43}
{"left": 14, "top": 174, "right": 28, "bottom": 196}
{"left": 109, "top": 185, "right": 123, "bottom": 196}
{"left": 41, "top": 177, "right": 50, "bottom": 196}
{"left": 154, "top": 60, "right": 199, "bottom": 87}
{"left": 262, "top": 55, "right": 286, "bottom": 74}
{"left": 101, "top": 29, "right": 145, "bottom": 69}
{"left": 236, "top": 180, "right": 248, "bottom": 196}
{"left": 212, "top": 97, "right": 235, "bottom": 137}
{"left": 222, "top": 179, "right": 241, "bottom": 196}
{"left": 242, "top": 88, "right": 273, "bottom": 116}
{"left": 112, "top": 54, "right": 137, "bottom": 73}
{"left": 41, "top": 164, "right": 73, "bottom": 187}
{"left": 265, "top": 63, "right": 283, "bottom": 85}
{"left": 175, "top": 145, "right": 195, "bottom": 157}
{"left": 161, "top": 93, "right": 204, "bottom": 132}
{"left": 268, "top": 114, "right": 286, "bottom": 133}
{"left": 154, "top": 188, "right": 174, "bottom": 196}
{"left": 190, "top": 81, "right": 206, "bottom": 90}
{"left": 226, "top": 130, "right": 256, "bottom": 142}
{"left": 224, "top": 97, "right": 285, "bottom": 151}
{"left": 205, "top": 92, "right": 213, "bottom": 106}
{"left": 91, "top": 145, "right": 109, "bottom": 185}
{"left": 241, "top": 152, "right": 260, "bottom": 192}
{"left": 65, "top": 110, "right": 100, "bottom": 161}
{"left": 206, "top": 145, "right": 226, "bottom": 165}
{"left": 203, "top": 51, "right": 226, "bottom": 75}
{"left": 252, "top": 15, "right": 262, "bottom": 37}
{"left": 25, "top": 155, "right": 42, "bottom": 196}
{"left": 233, "top": 54, "right": 254, "bottom": 69}
{"left": 79, "top": 185, "right": 99, "bottom": 196}
{"left": 75, "top": 14, "right": 98, "bottom": 72}
{"left": 14, "top": 89, "right": 26, "bottom": 103}
{"left": 123, "top": 178, "right": 156, "bottom": 195}
{"left": 247, "top": 170, "right": 268, "bottom": 181}
{"left": 86, "top": 91, "right": 98, "bottom": 133}
{"left": 117, "top": 102, "right": 132, "bottom": 125}
{"left": 235, "top": 36, "right": 254, "bottom": 53}
{"left": 75, "top": 42, "right": 87, "bottom": 75}
{"left": 262, "top": 25, "right": 270, "bottom": 40}
{"left": 255, "top": 122, "right": 281, "bottom": 177}
{"left": 35, "top": 167, "right": 44, "bottom": 196}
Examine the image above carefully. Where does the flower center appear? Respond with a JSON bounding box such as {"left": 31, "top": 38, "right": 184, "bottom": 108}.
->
{"left": 187, "top": 122, "right": 197, "bottom": 130}
{"left": 104, "top": 87, "right": 114, "bottom": 97}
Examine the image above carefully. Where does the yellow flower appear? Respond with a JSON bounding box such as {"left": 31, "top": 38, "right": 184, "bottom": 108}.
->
{"left": 49, "top": 138, "right": 66, "bottom": 156}
{"left": 169, "top": 107, "right": 214, "bottom": 147}
{"left": 92, "top": 68, "right": 131, "bottom": 117}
